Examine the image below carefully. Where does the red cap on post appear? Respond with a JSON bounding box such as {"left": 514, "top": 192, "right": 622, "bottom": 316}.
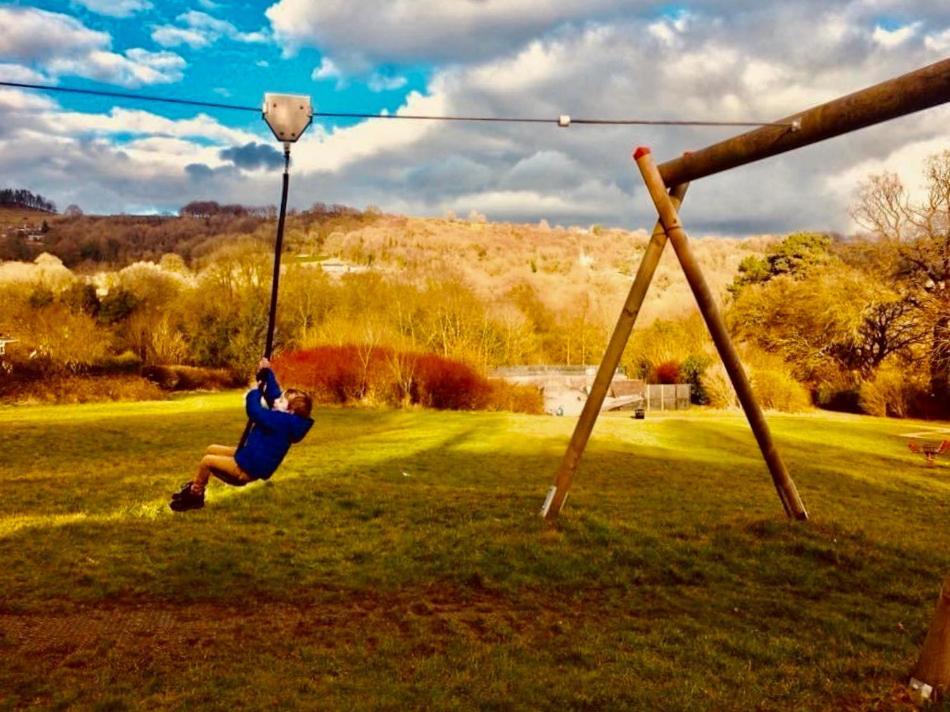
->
{"left": 632, "top": 146, "right": 651, "bottom": 160}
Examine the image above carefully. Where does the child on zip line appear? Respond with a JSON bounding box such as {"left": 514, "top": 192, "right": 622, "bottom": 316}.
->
{"left": 170, "top": 357, "right": 313, "bottom": 511}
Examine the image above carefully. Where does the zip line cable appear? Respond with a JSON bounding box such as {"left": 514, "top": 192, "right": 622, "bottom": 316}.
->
{"left": 0, "top": 80, "right": 796, "bottom": 129}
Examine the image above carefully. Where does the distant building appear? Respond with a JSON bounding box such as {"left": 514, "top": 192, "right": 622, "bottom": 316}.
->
{"left": 0, "top": 335, "right": 16, "bottom": 356}
{"left": 492, "top": 365, "right": 689, "bottom": 415}
{"left": 296, "top": 258, "right": 370, "bottom": 277}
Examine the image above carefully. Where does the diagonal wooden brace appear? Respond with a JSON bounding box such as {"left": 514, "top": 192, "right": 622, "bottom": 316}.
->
{"left": 633, "top": 146, "right": 808, "bottom": 520}
{"left": 541, "top": 182, "right": 689, "bottom": 521}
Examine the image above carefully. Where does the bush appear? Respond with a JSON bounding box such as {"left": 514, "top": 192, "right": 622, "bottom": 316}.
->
{"left": 701, "top": 363, "right": 737, "bottom": 409}
{"left": 273, "top": 345, "right": 370, "bottom": 404}
{"left": 414, "top": 353, "right": 491, "bottom": 410}
{"left": 4, "top": 375, "right": 166, "bottom": 404}
{"left": 652, "top": 360, "right": 680, "bottom": 384}
{"left": 681, "top": 354, "right": 712, "bottom": 404}
{"left": 701, "top": 353, "right": 810, "bottom": 412}
{"left": 142, "top": 365, "right": 244, "bottom": 391}
{"left": 94, "top": 350, "right": 143, "bottom": 374}
{"left": 749, "top": 365, "right": 811, "bottom": 412}
{"left": 859, "top": 364, "right": 930, "bottom": 418}
{"left": 812, "top": 367, "right": 863, "bottom": 414}
{"left": 486, "top": 380, "right": 544, "bottom": 414}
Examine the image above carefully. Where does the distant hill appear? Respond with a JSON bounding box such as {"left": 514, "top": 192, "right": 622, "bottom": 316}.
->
{"left": 0, "top": 206, "right": 55, "bottom": 222}
{"left": 314, "top": 213, "right": 777, "bottom": 323}
{"left": 0, "top": 205, "right": 777, "bottom": 321}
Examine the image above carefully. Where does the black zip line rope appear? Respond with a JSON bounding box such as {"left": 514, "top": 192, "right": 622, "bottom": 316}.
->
{"left": 0, "top": 80, "right": 795, "bottom": 128}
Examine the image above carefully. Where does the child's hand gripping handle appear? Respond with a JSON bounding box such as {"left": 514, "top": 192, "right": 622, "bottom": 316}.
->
{"left": 238, "top": 357, "right": 271, "bottom": 450}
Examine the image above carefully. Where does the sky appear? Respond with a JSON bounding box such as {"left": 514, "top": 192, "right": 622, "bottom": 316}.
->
{"left": 0, "top": 1, "right": 947, "bottom": 235}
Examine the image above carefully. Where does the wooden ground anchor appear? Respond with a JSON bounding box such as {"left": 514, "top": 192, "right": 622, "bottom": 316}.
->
{"left": 910, "top": 575, "right": 950, "bottom": 702}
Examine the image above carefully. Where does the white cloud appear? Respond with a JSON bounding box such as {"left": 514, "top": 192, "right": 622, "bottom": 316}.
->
{"left": 0, "top": 7, "right": 107, "bottom": 62}
{"left": 0, "top": 7, "right": 184, "bottom": 87}
{"left": 367, "top": 73, "right": 408, "bottom": 92}
{"left": 312, "top": 59, "right": 406, "bottom": 92}
{"left": 151, "top": 10, "right": 270, "bottom": 48}
{"left": 872, "top": 22, "right": 922, "bottom": 48}
{"left": 442, "top": 190, "right": 592, "bottom": 219}
{"left": 924, "top": 27, "right": 950, "bottom": 53}
{"left": 311, "top": 58, "right": 342, "bottom": 81}
{"left": 72, "top": 0, "right": 152, "bottom": 17}
{"left": 0, "top": 88, "right": 57, "bottom": 112}
{"left": 49, "top": 107, "right": 260, "bottom": 145}
{"left": 151, "top": 27, "right": 210, "bottom": 49}
{"left": 0, "top": 63, "right": 52, "bottom": 84}
{"left": 119, "top": 136, "right": 229, "bottom": 171}
{"left": 47, "top": 49, "right": 185, "bottom": 86}
{"left": 291, "top": 89, "right": 447, "bottom": 173}
{"left": 647, "top": 12, "right": 692, "bottom": 48}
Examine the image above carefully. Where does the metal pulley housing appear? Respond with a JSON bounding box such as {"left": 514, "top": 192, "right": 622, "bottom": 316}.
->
{"left": 262, "top": 93, "right": 313, "bottom": 143}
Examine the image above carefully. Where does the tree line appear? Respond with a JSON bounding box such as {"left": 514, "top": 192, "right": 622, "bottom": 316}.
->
{"left": 0, "top": 188, "right": 56, "bottom": 213}
{"left": 0, "top": 200, "right": 379, "bottom": 267}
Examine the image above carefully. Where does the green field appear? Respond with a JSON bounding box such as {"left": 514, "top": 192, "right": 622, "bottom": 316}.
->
{"left": 1, "top": 394, "right": 949, "bottom": 710}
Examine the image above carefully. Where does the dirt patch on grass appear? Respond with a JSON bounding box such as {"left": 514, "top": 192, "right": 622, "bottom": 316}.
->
{"left": 0, "top": 587, "right": 579, "bottom": 703}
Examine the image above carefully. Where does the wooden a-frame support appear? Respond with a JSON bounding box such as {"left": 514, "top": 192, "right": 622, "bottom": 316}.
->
{"left": 540, "top": 150, "right": 808, "bottom": 521}
{"left": 541, "top": 56, "right": 950, "bottom": 522}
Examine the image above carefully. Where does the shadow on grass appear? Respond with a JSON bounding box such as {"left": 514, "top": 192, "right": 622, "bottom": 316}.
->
{"left": 2, "top": 425, "right": 947, "bottom": 611}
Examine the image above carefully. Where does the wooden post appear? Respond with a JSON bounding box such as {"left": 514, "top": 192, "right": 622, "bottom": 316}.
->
{"left": 634, "top": 147, "right": 808, "bottom": 520}
{"left": 912, "top": 575, "right": 950, "bottom": 700}
{"left": 657, "top": 58, "right": 950, "bottom": 187}
{"left": 541, "top": 183, "right": 689, "bottom": 520}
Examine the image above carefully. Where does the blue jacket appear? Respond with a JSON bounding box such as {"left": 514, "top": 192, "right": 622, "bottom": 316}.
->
{"left": 235, "top": 369, "right": 313, "bottom": 480}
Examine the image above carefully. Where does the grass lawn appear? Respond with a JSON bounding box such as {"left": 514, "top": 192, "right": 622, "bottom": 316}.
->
{"left": 1, "top": 394, "right": 949, "bottom": 710}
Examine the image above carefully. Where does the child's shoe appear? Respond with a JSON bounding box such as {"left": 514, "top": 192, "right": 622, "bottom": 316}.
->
{"left": 170, "top": 484, "right": 205, "bottom": 511}
{"left": 171, "top": 481, "right": 194, "bottom": 501}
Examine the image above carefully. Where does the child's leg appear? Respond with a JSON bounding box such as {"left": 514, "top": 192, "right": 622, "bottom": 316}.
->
{"left": 193, "top": 454, "right": 251, "bottom": 494}
{"left": 205, "top": 444, "right": 237, "bottom": 457}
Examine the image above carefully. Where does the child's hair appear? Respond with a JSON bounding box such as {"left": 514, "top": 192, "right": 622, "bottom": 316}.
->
{"left": 284, "top": 388, "right": 313, "bottom": 418}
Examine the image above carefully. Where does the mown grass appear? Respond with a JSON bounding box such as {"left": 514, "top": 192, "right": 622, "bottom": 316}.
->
{"left": 1, "top": 394, "right": 949, "bottom": 710}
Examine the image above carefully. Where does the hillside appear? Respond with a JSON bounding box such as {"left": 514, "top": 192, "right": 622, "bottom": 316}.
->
{"left": 0, "top": 206, "right": 55, "bottom": 231}
{"left": 1, "top": 205, "right": 777, "bottom": 326}
{"left": 305, "top": 214, "right": 777, "bottom": 324}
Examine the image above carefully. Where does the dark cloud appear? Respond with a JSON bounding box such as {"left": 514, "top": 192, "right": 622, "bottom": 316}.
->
{"left": 219, "top": 142, "right": 283, "bottom": 170}
{"left": 185, "top": 162, "right": 214, "bottom": 180}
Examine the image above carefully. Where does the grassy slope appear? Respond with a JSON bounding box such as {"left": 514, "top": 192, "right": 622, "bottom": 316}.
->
{"left": 1, "top": 395, "right": 949, "bottom": 710}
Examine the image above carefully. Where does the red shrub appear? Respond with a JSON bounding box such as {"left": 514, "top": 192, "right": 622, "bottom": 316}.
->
{"left": 273, "top": 346, "right": 364, "bottom": 404}
{"left": 273, "top": 345, "right": 495, "bottom": 411}
{"left": 413, "top": 353, "right": 491, "bottom": 410}
{"left": 653, "top": 360, "right": 681, "bottom": 384}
